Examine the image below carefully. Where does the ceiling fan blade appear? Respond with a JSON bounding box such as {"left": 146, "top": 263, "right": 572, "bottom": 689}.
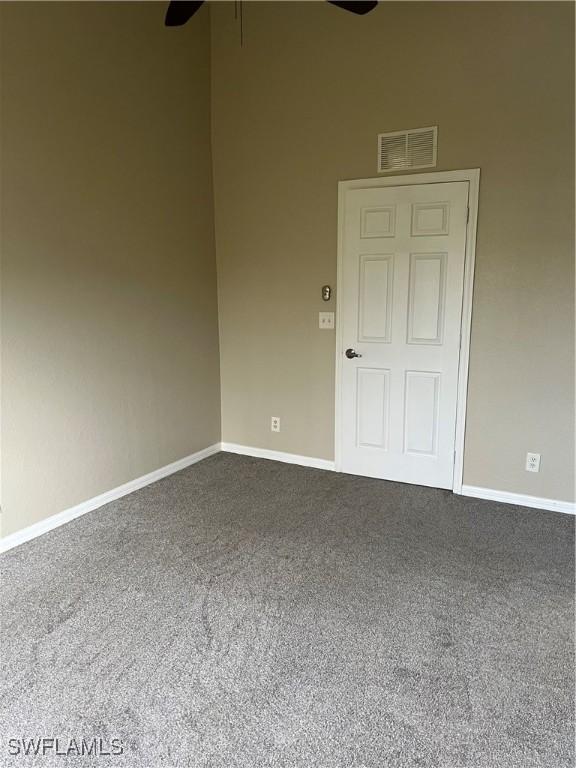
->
{"left": 165, "top": 1, "right": 205, "bottom": 27}
{"left": 327, "top": 1, "right": 378, "bottom": 15}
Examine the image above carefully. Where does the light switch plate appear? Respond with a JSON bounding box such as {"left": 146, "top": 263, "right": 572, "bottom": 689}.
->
{"left": 319, "top": 312, "right": 335, "bottom": 330}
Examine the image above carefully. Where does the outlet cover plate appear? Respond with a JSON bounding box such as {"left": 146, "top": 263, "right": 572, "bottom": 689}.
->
{"left": 526, "top": 452, "right": 541, "bottom": 472}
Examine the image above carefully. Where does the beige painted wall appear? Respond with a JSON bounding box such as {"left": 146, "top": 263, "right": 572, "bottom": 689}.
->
{"left": 212, "top": 1, "right": 575, "bottom": 501}
{"left": 0, "top": 2, "right": 220, "bottom": 536}
{"left": 0, "top": 1, "right": 573, "bottom": 541}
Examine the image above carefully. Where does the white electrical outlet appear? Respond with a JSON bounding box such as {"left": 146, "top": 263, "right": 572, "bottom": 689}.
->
{"left": 319, "top": 312, "right": 335, "bottom": 330}
{"left": 526, "top": 452, "right": 541, "bottom": 472}
{"left": 271, "top": 416, "right": 280, "bottom": 433}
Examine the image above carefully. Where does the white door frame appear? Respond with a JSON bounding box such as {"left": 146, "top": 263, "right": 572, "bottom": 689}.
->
{"left": 335, "top": 168, "right": 480, "bottom": 493}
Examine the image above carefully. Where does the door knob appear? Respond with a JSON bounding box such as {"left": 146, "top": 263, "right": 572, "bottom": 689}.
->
{"left": 345, "top": 348, "right": 362, "bottom": 359}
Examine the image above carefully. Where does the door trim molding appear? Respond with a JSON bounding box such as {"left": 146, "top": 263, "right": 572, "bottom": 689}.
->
{"left": 335, "top": 169, "right": 481, "bottom": 492}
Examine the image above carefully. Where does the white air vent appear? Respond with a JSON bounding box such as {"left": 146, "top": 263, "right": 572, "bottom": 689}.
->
{"left": 377, "top": 126, "right": 437, "bottom": 173}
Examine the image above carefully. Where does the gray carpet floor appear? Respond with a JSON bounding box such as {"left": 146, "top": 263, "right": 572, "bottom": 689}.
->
{"left": 0, "top": 452, "right": 574, "bottom": 767}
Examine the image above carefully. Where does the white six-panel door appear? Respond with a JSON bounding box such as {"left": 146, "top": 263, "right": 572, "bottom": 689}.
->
{"left": 338, "top": 181, "right": 469, "bottom": 489}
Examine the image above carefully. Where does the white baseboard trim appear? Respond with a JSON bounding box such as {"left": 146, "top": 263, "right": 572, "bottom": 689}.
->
{"left": 3, "top": 446, "right": 570, "bottom": 554}
{"left": 460, "top": 484, "right": 575, "bottom": 515}
{"left": 0, "top": 443, "right": 221, "bottom": 554}
{"left": 221, "top": 442, "right": 336, "bottom": 472}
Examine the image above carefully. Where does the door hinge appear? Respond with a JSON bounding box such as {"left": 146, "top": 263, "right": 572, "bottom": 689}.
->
{"left": 466, "top": 206, "right": 470, "bottom": 223}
